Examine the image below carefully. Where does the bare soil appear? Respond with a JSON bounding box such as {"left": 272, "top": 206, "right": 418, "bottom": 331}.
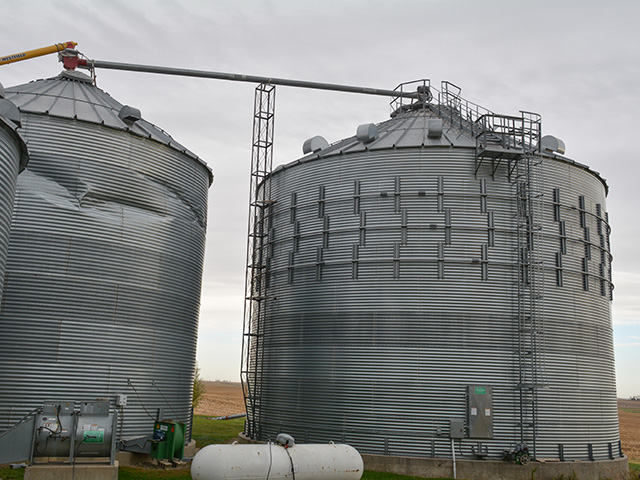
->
{"left": 194, "top": 383, "right": 640, "bottom": 461}
{"left": 619, "top": 399, "right": 640, "bottom": 462}
{"left": 194, "top": 381, "right": 245, "bottom": 417}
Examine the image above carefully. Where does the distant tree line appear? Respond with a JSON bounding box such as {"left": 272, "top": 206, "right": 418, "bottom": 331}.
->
{"left": 631, "top": 395, "right": 640, "bottom": 401}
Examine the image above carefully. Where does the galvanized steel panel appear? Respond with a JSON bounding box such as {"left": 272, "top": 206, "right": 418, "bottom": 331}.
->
{"left": 0, "top": 77, "right": 211, "bottom": 442}
{"left": 0, "top": 116, "right": 26, "bottom": 301}
{"left": 248, "top": 110, "right": 618, "bottom": 461}
{"left": 4, "top": 71, "right": 210, "bottom": 171}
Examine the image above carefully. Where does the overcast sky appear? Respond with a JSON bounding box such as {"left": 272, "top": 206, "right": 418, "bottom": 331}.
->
{"left": 2, "top": 0, "right": 639, "bottom": 398}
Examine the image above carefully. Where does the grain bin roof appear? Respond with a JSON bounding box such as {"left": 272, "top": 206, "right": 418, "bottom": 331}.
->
{"left": 273, "top": 106, "right": 608, "bottom": 192}
{"left": 5, "top": 70, "right": 212, "bottom": 184}
{"left": 273, "top": 108, "right": 475, "bottom": 175}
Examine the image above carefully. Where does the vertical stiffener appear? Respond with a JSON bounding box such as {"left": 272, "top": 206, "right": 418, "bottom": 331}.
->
{"left": 0, "top": 71, "right": 212, "bottom": 440}
{"left": 243, "top": 81, "right": 618, "bottom": 462}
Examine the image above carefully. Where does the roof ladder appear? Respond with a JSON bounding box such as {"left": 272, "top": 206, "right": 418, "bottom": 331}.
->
{"left": 511, "top": 112, "right": 546, "bottom": 457}
{"left": 241, "top": 83, "right": 276, "bottom": 440}
{"left": 473, "top": 108, "right": 546, "bottom": 456}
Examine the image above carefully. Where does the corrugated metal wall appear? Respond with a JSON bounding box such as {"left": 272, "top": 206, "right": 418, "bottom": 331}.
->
{"left": 0, "top": 117, "right": 24, "bottom": 300}
{"left": 0, "top": 113, "right": 210, "bottom": 440}
{"left": 250, "top": 143, "right": 618, "bottom": 461}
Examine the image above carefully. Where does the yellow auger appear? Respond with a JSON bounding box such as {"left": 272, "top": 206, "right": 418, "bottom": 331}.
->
{"left": 0, "top": 41, "right": 77, "bottom": 66}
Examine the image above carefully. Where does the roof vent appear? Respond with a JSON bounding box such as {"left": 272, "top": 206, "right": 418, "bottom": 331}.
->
{"left": 427, "top": 119, "right": 443, "bottom": 139}
{"left": 0, "top": 82, "right": 4, "bottom": 99}
{"left": 0, "top": 99, "right": 21, "bottom": 127}
{"left": 540, "top": 135, "right": 566, "bottom": 155}
{"left": 303, "top": 135, "right": 329, "bottom": 154}
{"left": 118, "top": 105, "right": 142, "bottom": 126}
{"left": 356, "top": 123, "right": 379, "bottom": 143}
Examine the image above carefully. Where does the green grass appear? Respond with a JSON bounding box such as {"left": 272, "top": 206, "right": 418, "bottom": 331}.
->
{"left": 362, "top": 472, "right": 452, "bottom": 480}
{"left": 118, "top": 466, "right": 191, "bottom": 479}
{"left": 630, "top": 462, "right": 640, "bottom": 471}
{"left": 116, "top": 467, "right": 452, "bottom": 480}
{"left": 191, "top": 415, "right": 245, "bottom": 447}
{"left": 0, "top": 467, "right": 25, "bottom": 480}
{"left": 115, "top": 468, "right": 452, "bottom": 480}
{"left": 620, "top": 408, "right": 640, "bottom": 415}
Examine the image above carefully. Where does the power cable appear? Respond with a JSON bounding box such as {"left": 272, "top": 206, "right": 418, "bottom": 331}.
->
{"left": 151, "top": 380, "right": 179, "bottom": 418}
{"left": 118, "top": 405, "right": 124, "bottom": 445}
{"left": 54, "top": 404, "right": 62, "bottom": 434}
{"left": 0, "top": 407, "right": 40, "bottom": 440}
{"left": 127, "top": 379, "right": 156, "bottom": 421}
{"left": 266, "top": 439, "right": 273, "bottom": 480}
{"left": 285, "top": 446, "right": 296, "bottom": 480}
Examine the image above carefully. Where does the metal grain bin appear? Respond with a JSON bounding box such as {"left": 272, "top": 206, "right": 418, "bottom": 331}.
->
{"left": 243, "top": 82, "right": 619, "bottom": 462}
{"left": 0, "top": 91, "right": 28, "bottom": 301}
{"left": 0, "top": 71, "right": 212, "bottom": 441}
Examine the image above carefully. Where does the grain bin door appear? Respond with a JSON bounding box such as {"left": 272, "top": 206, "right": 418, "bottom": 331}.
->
{"left": 467, "top": 386, "right": 493, "bottom": 439}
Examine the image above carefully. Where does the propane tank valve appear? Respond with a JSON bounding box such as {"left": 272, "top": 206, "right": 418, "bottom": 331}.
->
{"left": 276, "top": 433, "right": 295, "bottom": 448}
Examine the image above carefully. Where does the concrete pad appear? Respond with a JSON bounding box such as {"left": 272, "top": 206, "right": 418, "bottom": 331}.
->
{"left": 24, "top": 461, "right": 118, "bottom": 480}
{"left": 184, "top": 439, "right": 197, "bottom": 458}
{"left": 115, "top": 450, "right": 148, "bottom": 466}
{"left": 363, "top": 454, "right": 629, "bottom": 480}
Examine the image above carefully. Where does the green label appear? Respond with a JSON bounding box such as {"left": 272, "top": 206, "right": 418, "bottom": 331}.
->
{"left": 475, "top": 387, "right": 486, "bottom": 395}
{"left": 83, "top": 430, "right": 104, "bottom": 443}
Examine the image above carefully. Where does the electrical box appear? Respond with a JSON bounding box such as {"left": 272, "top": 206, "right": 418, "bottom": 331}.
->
{"left": 80, "top": 401, "right": 109, "bottom": 415}
{"left": 449, "top": 420, "right": 466, "bottom": 439}
{"left": 467, "top": 385, "right": 493, "bottom": 439}
{"left": 42, "top": 401, "right": 74, "bottom": 415}
{"left": 150, "top": 421, "right": 185, "bottom": 461}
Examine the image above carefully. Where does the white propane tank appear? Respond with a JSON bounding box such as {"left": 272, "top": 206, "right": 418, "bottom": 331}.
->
{"left": 191, "top": 442, "right": 363, "bottom": 480}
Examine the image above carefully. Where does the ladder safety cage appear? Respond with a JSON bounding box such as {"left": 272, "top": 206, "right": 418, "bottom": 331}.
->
{"left": 510, "top": 111, "right": 546, "bottom": 456}
{"left": 241, "top": 83, "right": 276, "bottom": 440}
{"left": 464, "top": 98, "right": 545, "bottom": 456}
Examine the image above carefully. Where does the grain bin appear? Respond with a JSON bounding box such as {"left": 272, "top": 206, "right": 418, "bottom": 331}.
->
{"left": 0, "top": 70, "right": 212, "bottom": 441}
{"left": 242, "top": 81, "right": 622, "bottom": 473}
{"left": 0, "top": 85, "right": 28, "bottom": 300}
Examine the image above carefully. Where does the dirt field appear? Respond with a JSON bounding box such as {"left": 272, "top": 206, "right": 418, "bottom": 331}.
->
{"left": 619, "top": 399, "right": 640, "bottom": 462}
{"left": 194, "top": 381, "right": 245, "bottom": 417}
{"left": 194, "top": 383, "right": 640, "bottom": 461}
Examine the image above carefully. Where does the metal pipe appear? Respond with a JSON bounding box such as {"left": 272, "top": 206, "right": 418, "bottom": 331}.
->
{"left": 209, "top": 413, "right": 246, "bottom": 421}
{"left": 451, "top": 438, "right": 457, "bottom": 479}
{"left": 81, "top": 59, "right": 418, "bottom": 99}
